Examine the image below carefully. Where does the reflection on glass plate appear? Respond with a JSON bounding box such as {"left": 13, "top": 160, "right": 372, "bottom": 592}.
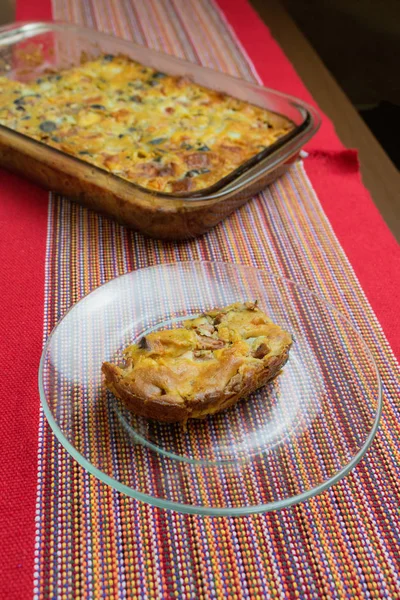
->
{"left": 39, "top": 262, "right": 381, "bottom": 515}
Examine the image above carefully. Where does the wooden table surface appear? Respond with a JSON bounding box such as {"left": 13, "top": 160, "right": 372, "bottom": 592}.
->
{"left": 1, "top": 0, "right": 399, "bottom": 241}
{"left": 250, "top": 0, "right": 400, "bottom": 242}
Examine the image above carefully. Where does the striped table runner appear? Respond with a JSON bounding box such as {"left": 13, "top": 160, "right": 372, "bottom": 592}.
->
{"left": 31, "top": 0, "right": 400, "bottom": 597}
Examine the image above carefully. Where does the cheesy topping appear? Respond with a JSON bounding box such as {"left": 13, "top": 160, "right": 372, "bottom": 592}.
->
{"left": 110, "top": 302, "right": 292, "bottom": 406}
{"left": 0, "top": 54, "right": 294, "bottom": 193}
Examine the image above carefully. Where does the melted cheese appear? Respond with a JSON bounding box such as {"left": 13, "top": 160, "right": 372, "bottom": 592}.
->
{"left": 117, "top": 302, "right": 292, "bottom": 404}
{"left": 0, "top": 55, "right": 294, "bottom": 193}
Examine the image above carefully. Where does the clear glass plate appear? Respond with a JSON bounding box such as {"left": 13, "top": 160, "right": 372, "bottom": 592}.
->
{"left": 39, "top": 262, "right": 382, "bottom": 515}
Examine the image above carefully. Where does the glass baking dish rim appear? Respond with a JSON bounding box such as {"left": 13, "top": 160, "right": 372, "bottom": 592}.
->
{"left": 0, "top": 21, "right": 321, "bottom": 203}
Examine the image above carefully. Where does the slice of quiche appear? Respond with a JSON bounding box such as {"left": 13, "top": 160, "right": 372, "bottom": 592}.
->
{"left": 102, "top": 302, "right": 292, "bottom": 424}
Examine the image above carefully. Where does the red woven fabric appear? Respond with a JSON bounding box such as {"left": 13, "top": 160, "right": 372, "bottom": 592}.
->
{"left": 0, "top": 4, "right": 52, "bottom": 597}
{"left": 0, "top": 177, "right": 48, "bottom": 598}
{"left": 0, "top": 0, "right": 398, "bottom": 598}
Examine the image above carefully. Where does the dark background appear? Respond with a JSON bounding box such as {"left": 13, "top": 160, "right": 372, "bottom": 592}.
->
{"left": 280, "top": 0, "right": 400, "bottom": 169}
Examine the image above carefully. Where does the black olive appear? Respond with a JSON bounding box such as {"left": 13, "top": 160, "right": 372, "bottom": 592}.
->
{"left": 16, "top": 105, "right": 25, "bottom": 112}
{"left": 185, "top": 168, "right": 211, "bottom": 178}
{"left": 149, "top": 137, "right": 167, "bottom": 145}
{"left": 103, "top": 54, "right": 114, "bottom": 61}
{"left": 21, "top": 116, "right": 31, "bottom": 120}
{"left": 36, "top": 78, "right": 43, "bottom": 83}
{"left": 78, "top": 150, "right": 91, "bottom": 155}
{"left": 129, "top": 95, "right": 142, "bottom": 103}
{"left": 198, "top": 145, "right": 210, "bottom": 151}
{"left": 13, "top": 97, "right": 25, "bottom": 105}
{"left": 153, "top": 71, "right": 166, "bottom": 79}
{"left": 138, "top": 337, "right": 148, "bottom": 349}
{"left": 39, "top": 121, "right": 57, "bottom": 133}
{"left": 148, "top": 80, "right": 159, "bottom": 87}
{"left": 90, "top": 104, "right": 106, "bottom": 110}
{"left": 128, "top": 127, "right": 137, "bottom": 132}
{"left": 118, "top": 134, "right": 125, "bottom": 138}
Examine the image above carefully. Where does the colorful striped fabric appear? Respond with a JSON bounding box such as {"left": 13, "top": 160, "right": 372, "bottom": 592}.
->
{"left": 31, "top": 0, "right": 400, "bottom": 597}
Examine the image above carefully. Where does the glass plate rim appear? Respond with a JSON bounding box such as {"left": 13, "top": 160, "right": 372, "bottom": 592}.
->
{"left": 38, "top": 261, "right": 383, "bottom": 515}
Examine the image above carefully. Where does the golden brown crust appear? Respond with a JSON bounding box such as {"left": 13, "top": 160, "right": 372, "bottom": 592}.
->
{"left": 102, "top": 302, "right": 292, "bottom": 423}
{"left": 0, "top": 128, "right": 295, "bottom": 239}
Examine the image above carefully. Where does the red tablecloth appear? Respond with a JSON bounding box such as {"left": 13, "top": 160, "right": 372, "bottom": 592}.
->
{"left": 1, "top": 0, "right": 399, "bottom": 598}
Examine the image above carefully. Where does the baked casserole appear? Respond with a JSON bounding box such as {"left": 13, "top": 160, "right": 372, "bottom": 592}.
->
{"left": 102, "top": 302, "right": 292, "bottom": 424}
{"left": 0, "top": 54, "right": 294, "bottom": 194}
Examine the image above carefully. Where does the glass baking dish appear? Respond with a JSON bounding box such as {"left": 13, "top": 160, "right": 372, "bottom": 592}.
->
{"left": 0, "top": 21, "right": 320, "bottom": 239}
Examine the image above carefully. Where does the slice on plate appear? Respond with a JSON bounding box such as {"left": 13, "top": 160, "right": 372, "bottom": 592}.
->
{"left": 102, "top": 302, "right": 292, "bottom": 424}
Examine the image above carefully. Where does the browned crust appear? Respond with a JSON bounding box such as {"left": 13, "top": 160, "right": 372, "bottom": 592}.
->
{"left": 0, "top": 129, "right": 295, "bottom": 239}
{"left": 102, "top": 346, "right": 290, "bottom": 424}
